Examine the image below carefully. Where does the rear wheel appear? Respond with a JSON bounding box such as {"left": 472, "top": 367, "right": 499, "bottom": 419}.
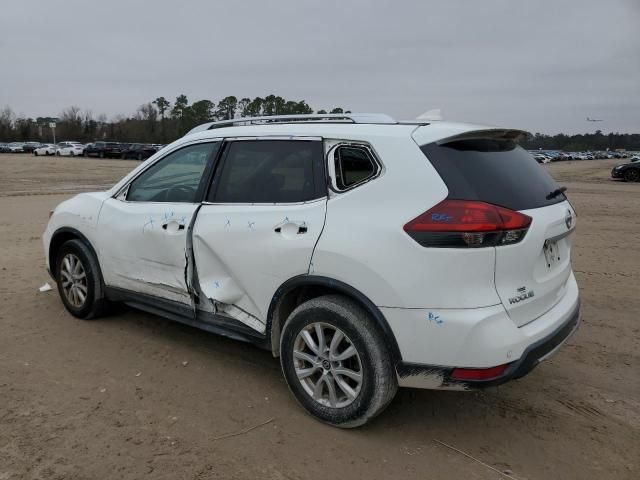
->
{"left": 55, "top": 239, "right": 110, "bottom": 319}
{"left": 623, "top": 169, "right": 639, "bottom": 182}
{"left": 280, "top": 295, "right": 397, "bottom": 428}
{"left": 34, "top": 151, "right": 38, "bottom": 156}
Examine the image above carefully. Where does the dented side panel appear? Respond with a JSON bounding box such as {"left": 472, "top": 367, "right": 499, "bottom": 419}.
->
{"left": 192, "top": 200, "right": 327, "bottom": 332}
{"left": 96, "top": 198, "right": 199, "bottom": 305}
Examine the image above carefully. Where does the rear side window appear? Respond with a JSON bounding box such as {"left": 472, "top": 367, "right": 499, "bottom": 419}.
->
{"left": 333, "top": 145, "right": 379, "bottom": 190}
{"left": 421, "top": 139, "right": 565, "bottom": 211}
{"left": 211, "top": 140, "right": 325, "bottom": 203}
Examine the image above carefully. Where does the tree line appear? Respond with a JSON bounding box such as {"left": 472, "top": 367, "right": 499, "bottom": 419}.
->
{"left": 1, "top": 96, "right": 638, "bottom": 151}
{"left": 0, "top": 94, "right": 352, "bottom": 144}
{"left": 520, "top": 130, "right": 640, "bottom": 152}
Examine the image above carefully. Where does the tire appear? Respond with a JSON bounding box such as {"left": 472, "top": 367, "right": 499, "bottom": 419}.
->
{"left": 56, "top": 151, "right": 60, "bottom": 156}
{"left": 55, "top": 239, "right": 110, "bottom": 319}
{"left": 623, "top": 169, "right": 639, "bottom": 182}
{"left": 280, "top": 295, "right": 397, "bottom": 428}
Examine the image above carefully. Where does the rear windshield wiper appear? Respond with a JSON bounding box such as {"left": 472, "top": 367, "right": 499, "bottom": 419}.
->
{"left": 546, "top": 186, "right": 567, "bottom": 200}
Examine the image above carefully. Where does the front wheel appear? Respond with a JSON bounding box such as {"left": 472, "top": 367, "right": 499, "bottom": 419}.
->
{"left": 623, "top": 169, "right": 639, "bottom": 182}
{"left": 280, "top": 295, "right": 397, "bottom": 428}
{"left": 55, "top": 239, "right": 110, "bottom": 319}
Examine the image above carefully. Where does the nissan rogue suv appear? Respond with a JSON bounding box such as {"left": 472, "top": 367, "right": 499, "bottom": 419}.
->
{"left": 43, "top": 113, "right": 580, "bottom": 427}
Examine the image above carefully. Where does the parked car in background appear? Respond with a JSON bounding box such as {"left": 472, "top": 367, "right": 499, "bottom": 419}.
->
{"left": 0, "top": 143, "right": 8, "bottom": 152}
{"left": 22, "top": 142, "right": 42, "bottom": 153}
{"left": 121, "top": 143, "right": 157, "bottom": 160}
{"left": 5, "top": 142, "right": 26, "bottom": 153}
{"left": 84, "top": 141, "right": 123, "bottom": 158}
{"left": 33, "top": 144, "right": 57, "bottom": 156}
{"left": 533, "top": 153, "right": 551, "bottom": 164}
{"left": 44, "top": 113, "right": 580, "bottom": 427}
{"left": 56, "top": 142, "right": 85, "bottom": 157}
{"left": 611, "top": 159, "right": 640, "bottom": 182}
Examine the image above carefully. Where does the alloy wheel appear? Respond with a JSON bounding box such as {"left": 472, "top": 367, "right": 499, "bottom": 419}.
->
{"left": 293, "top": 322, "right": 363, "bottom": 408}
{"left": 60, "top": 253, "right": 88, "bottom": 308}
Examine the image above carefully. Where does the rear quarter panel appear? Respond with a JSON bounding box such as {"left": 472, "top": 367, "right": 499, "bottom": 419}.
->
{"left": 311, "top": 135, "right": 501, "bottom": 309}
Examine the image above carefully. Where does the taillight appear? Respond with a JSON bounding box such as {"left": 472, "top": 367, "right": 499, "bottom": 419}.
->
{"left": 403, "top": 199, "right": 531, "bottom": 248}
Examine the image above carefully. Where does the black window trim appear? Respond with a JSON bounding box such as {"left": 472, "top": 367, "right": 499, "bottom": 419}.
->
{"left": 203, "top": 136, "right": 328, "bottom": 206}
{"left": 328, "top": 141, "right": 382, "bottom": 193}
{"left": 113, "top": 139, "right": 223, "bottom": 203}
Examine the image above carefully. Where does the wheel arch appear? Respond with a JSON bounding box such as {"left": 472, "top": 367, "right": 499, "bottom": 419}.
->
{"left": 49, "top": 228, "right": 104, "bottom": 295}
{"left": 266, "top": 275, "right": 402, "bottom": 364}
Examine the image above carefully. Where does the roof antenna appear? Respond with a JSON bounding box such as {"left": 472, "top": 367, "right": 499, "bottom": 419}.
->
{"left": 416, "top": 109, "right": 443, "bottom": 121}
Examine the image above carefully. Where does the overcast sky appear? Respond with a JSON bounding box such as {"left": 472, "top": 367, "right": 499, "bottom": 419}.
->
{"left": 1, "top": 0, "right": 638, "bottom": 134}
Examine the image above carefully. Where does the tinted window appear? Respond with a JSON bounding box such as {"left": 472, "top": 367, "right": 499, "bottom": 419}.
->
{"left": 211, "top": 140, "right": 325, "bottom": 203}
{"left": 127, "top": 142, "right": 218, "bottom": 203}
{"left": 421, "top": 139, "right": 565, "bottom": 210}
{"left": 334, "top": 145, "right": 378, "bottom": 190}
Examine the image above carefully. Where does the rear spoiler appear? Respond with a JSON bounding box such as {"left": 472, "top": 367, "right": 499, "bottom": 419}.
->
{"left": 436, "top": 129, "right": 528, "bottom": 145}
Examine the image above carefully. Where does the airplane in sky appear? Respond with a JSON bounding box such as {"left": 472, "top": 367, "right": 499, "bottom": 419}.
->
{"left": 586, "top": 117, "right": 603, "bottom": 122}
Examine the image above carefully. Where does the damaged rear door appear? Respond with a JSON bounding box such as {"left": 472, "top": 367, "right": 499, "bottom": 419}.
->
{"left": 97, "top": 141, "right": 220, "bottom": 304}
{"left": 192, "top": 138, "right": 327, "bottom": 333}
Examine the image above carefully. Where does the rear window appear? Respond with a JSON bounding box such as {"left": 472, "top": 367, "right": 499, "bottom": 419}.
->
{"left": 420, "top": 139, "right": 565, "bottom": 211}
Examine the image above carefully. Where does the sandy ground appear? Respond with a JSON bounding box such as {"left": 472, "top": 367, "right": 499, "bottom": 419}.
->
{"left": 0, "top": 153, "right": 638, "bottom": 480}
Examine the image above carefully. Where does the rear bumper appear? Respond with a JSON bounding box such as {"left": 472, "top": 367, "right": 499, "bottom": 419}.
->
{"left": 385, "top": 271, "right": 581, "bottom": 390}
{"left": 396, "top": 301, "right": 580, "bottom": 390}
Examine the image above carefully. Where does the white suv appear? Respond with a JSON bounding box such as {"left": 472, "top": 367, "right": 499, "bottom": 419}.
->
{"left": 43, "top": 113, "right": 580, "bottom": 427}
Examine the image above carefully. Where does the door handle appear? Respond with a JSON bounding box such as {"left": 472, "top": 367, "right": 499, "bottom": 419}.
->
{"left": 162, "top": 222, "right": 185, "bottom": 231}
{"left": 274, "top": 222, "right": 307, "bottom": 235}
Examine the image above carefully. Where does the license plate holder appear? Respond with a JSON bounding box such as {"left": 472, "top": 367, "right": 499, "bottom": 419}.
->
{"left": 543, "top": 239, "right": 560, "bottom": 268}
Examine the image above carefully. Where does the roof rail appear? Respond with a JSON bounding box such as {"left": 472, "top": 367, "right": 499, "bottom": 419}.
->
{"left": 186, "top": 113, "right": 397, "bottom": 135}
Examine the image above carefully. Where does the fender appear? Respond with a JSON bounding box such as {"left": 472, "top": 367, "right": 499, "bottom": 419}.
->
{"left": 48, "top": 227, "right": 106, "bottom": 300}
{"left": 267, "top": 275, "right": 403, "bottom": 364}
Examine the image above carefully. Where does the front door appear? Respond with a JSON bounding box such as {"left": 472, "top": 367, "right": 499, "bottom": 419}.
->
{"left": 192, "top": 138, "right": 327, "bottom": 332}
{"left": 97, "top": 141, "right": 220, "bottom": 304}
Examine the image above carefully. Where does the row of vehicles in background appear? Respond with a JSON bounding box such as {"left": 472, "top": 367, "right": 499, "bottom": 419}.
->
{"left": 530, "top": 150, "right": 633, "bottom": 164}
{"left": 0, "top": 141, "right": 165, "bottom": 160}
{"left": 528, "top": 149, "right": 640, "bottom": 182}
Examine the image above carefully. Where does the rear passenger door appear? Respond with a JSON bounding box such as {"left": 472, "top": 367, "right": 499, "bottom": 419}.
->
{"left": 192, "top": 138, "right": 327, "bottom": 333}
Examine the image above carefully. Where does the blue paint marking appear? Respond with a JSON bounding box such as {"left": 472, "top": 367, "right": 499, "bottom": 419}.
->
{"left": 142, "top": 217, "right": 155, "bottom": 232}
{"left": 213, "top": 281, "right": 220, "bottom": 288}
{"left": 428, "top": 312, "right": 443, "bottom": 325}
{"left": 225, "top": 219, "right": 231, "bottom": 228}
{"left": 247, "top": 221, "right": 256, "bottom": 229}
{"left": 431, "top": 213, "right": 453, "bottom": 222}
